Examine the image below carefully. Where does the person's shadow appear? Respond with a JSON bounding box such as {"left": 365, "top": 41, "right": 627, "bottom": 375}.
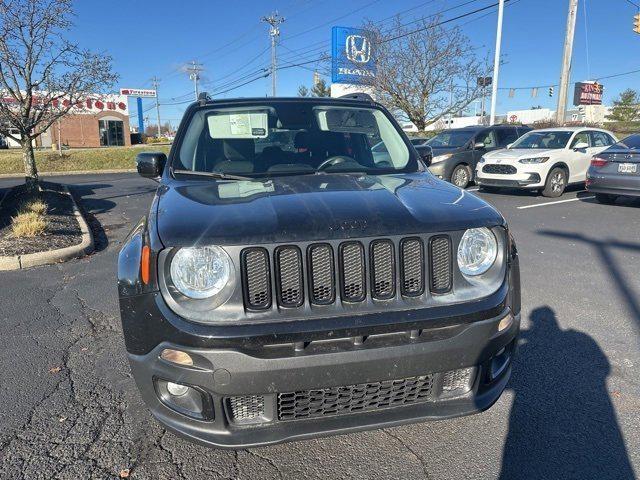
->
{"left": 499, "top": 307, "right": 635, "bottom": 479}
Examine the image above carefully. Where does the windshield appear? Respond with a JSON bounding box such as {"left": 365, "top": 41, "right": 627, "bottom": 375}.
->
{"left": 426, "top": 131, "right": 475, "bottom": 148}
{"left": 173, "top": 102, "right": 414, "bottom": 178}
{"left": 511, "top": 131, "right": 572, "bottom": 149}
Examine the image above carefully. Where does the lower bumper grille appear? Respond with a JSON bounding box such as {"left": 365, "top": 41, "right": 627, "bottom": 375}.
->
{"left": 277, "top": 375, "right": 434, "bottom": 421}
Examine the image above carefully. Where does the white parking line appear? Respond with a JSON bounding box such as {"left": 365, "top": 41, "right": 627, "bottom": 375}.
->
{"left": 517, "top": 195, "right": 595, "bottom": 209}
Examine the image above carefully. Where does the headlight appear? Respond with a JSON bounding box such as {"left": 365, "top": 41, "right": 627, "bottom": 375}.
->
{"left": 170, "top": 246, "right": 231, "bottom": 299}
{"left": 457, "top": 228, "right": 497, "bottom": 276}
{"left": 478, "top": 156, "right": 486, "bottom": 164}
{"left": 431, "top": 153, "right": 453, "bottom": 163}
{"left": 518, "top": 157, "right": 549, "bottom": 164}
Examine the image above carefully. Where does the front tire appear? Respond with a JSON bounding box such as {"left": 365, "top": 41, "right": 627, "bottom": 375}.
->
{"left": 450, "top": 164, "right": 471, "bottom": 189}
{"left": 542, "top": 167, "right": 567, "bottom": 197}
{"left": 595, "top": 193, "right": 617, "bottom": 204}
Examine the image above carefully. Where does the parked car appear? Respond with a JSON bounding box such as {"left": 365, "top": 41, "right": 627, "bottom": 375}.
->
{"left": 587, "top": 133, "right": 640, "bottom": 203}
{"left": 476, "top": 127, "right": 617, "bottom": 197}
{"left": 118, "top": 94, "right": 521, "bottom": 449}
{"left": 425, "top": 125, "right": 531, "bottom": 189}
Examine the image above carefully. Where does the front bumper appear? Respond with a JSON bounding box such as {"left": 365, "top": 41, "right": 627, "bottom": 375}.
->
{"left": 127, "top": 308, "right": 519, "bottom": 449}
{"left": 476, "top": 162, "right": 543, "bottom": 189}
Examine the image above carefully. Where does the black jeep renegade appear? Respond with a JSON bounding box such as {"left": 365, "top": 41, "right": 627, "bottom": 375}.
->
{"left": 118, "top": 94, "right": 521, "bottom": 449}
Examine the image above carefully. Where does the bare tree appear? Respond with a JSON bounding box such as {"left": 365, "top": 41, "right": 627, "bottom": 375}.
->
{"left": 0, "top": 0, "right": 118, "bottom": 189}
{"left": 361, "top": 16, "right": 487, "bottom": 131}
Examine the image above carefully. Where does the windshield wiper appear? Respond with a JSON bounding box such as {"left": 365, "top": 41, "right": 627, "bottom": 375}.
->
{"left": 172, "top": 169, "right": 252, "bottom": 181}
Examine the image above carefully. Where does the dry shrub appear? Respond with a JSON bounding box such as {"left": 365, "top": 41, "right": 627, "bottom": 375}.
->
{"left": 19, "top": 198, "right": 47, "bottom": 216}
{"left": 11, "top": 211, "right": 48, "bottom": 237}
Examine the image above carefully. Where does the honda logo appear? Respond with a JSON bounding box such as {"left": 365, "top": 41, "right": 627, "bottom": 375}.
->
{"left": 345, "top": 35, "right": 371, "bottom": 64}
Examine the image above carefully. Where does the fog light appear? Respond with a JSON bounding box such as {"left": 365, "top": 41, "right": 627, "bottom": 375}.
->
{"left": 498, "top": 314, "right": 514, "bottom": 332}
{"left": 167, "top": 382, "right": 189, "bottom": 396}
{"left": 160, "top": 349, "right": 193, "bottom": 366}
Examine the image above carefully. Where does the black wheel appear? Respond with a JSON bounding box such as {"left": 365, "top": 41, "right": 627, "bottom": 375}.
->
{"left": 450, "top": 164, "right": 471, "bottom": 189}
{"left": 542, "top": 167, "right": 567, "bottom": 198}
{"left": 595, "top": 193, "right": 617, "bottom": 204}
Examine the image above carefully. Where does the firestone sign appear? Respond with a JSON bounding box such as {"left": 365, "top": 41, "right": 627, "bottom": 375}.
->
{"left": 119, "top": 88, "right": 157, "bottom": 98}
{"left": 0, "top": 94, "right": 128, "bottom": 115}
{"left": 331, "top": 26, "right": 376, "bottom": 84}
{"left": 573, "top": 82, "right": 604, "bottom": 106}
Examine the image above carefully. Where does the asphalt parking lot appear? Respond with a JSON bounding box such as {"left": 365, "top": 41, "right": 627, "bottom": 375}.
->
{"left": 0, "top": 173, "right": 638, "bottom": 480}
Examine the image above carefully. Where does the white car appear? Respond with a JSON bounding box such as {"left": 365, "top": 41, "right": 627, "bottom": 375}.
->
{"left": 475, "top": 127, "right": 618, "bottom": 197}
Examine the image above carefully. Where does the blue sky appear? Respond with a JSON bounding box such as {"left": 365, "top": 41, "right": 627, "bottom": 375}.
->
{"left": 72, "top": 0, "right": 639, "bottom": 128}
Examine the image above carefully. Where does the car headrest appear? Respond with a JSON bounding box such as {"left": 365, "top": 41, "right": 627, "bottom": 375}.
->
{"left": 223, "top": 139, "right": 255, "bottom": 162}
{"left": 294, "top": 131, "right": 311, "bottom": 149}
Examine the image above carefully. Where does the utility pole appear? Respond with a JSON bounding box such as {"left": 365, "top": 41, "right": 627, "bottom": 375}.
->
{"left": 261, "top": 12, "right": 285, "bottom": 97}
{"left": 489, "top": 0, "right": 505, "bottom": 126}
{"left": 556, "top": 0, "right": 578, "bottom": 124}
{"left": 151, "top": 76, "right": 162, "bottom": 137}
{"left": 186, "top": 61, "right": 203, "bottom": 100}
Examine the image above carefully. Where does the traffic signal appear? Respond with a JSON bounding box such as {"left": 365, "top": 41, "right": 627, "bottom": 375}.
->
{"left": 548, "top": 87, "right": 554, "bottom": 97}
{"left": 634, "top": 14, "right": 640, "bottom": 34}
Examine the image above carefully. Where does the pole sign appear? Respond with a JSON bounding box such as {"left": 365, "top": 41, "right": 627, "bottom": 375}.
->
{"left": 331, "top": 26, "right": 376, "bottom": 84}
{"left": 119, "top": 88, "right": 157, "bottom": 98}
{"left": 573, "top": 82, "right": 603, "bottom": 106}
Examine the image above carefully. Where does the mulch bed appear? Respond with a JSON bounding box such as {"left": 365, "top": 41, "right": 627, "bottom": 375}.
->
{"left": 0, "top": 182, "right": 82, "bottom": 257}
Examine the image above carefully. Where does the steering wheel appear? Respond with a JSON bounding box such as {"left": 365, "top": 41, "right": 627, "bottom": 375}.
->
{"left": 317, "top": 155, "right": 357, "bottom": 170}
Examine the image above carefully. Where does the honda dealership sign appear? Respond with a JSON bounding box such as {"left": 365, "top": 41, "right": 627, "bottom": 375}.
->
{"left": 331, "top": 26, "right": 376, "bottom": 84}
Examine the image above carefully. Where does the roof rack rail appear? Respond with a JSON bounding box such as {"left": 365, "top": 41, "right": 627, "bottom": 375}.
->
{"left": 339, "top": 92, "right": 374, "bottom": 102}
{"left": 198, "top": 92, "right": 211, "bottom": 105}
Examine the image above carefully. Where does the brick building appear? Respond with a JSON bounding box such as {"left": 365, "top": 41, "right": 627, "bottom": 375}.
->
{"left": 38, "top": 94, "right": 131, "bottom": 148}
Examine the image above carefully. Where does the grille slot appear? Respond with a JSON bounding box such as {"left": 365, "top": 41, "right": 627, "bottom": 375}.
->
{"left": 370, "top": 240, "right": 395, "bottom": 300}
{"left": 241, "top": 248, "right": 271, "bottom": 309}
{"left": 275, "top": 246, "right": 304, "bottom": 307}
{"left": 400, "top": 238, "right": 424, "bottom": 296}
{"left": 483, "top": 164, "right": 517, "bottom": 175}
{"left": 227, "top": 395, "right": 265, "bottom": 424}
{"left": 308, "top": 244, "right": 335, "bottom": 305}
{"left": 429, "top": 236, "right": 452, "bottom": 294}
{"left": 278, "top": 375, "right": 434, "bottom": 421}
{"left": 339, "top": 242, "right": 366, "bottom": 302}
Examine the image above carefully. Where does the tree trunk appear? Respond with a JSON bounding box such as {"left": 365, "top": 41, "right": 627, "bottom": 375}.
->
{"left": 21, "top": 137, "right": 39, "bottom": 191}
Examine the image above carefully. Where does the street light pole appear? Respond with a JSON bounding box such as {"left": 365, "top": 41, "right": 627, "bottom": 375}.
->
{"left": 556, "top": 0, "right": 578, "bottom": 124}
{"left": 489, "top": 0, "right": 505, "bottom": 126}
{"left": 262, "top": 12, "right": 285, "bottom": 97}
{"left": 187, "top": 61, "right": 203, "bottom": 100}
{"left": 151, "top": 76, "right": 162, "bottom": 137}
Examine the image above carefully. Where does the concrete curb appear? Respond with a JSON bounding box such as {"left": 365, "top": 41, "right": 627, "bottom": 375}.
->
{"left": 0, "top": 185, "right": 94, "bottom": 271}
{"left": 0, "top": 168, "right": 136, "bottom": 179}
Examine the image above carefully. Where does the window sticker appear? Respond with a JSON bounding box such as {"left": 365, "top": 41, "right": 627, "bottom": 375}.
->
{"left": 208, "top": 112, "right": 268, "bottom": 139}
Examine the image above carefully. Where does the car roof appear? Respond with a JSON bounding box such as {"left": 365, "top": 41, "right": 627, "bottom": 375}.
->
{"left": 530, "top": 126, "right": 611, "bottom": 133}
{"left": 442, "top": 124, "right": 526, "bottom": 133}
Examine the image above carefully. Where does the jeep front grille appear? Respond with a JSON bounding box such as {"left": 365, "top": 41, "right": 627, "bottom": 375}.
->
{"left": 370, "top": 240, "right": 395, "bottom": 300}
{"left": 240, "top": 234, "right": 454, "bottom": 311}
{"left": 429, "top": 236, "right": 452, "bottom": 294}
{"left": 339, "top": 242, "right": 366, "bottom": 302}
{"left": 275, "top": 246, "right": 304, "bottom": 307}
{"left": 308, "top": 244, "right": 335, "bottom": 304}
{"left": 241, "top": 248, "right": 271, "bottom": 309}
{"left": 277, "top": 374, "right": 434, "bottom": 421}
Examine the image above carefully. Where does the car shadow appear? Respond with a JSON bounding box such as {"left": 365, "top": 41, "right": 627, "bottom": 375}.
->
{"left": 477, "top": 184, "right": 586, "bottom": 198}
{"left": 579, "top": 194, "right": 640, "bottom": 208}
{"left": 499, "top": 306, "right": 635, "bottom": 479}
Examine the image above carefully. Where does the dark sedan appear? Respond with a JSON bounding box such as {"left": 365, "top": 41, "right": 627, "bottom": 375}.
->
{"left": 587, "top": 134, "right": 640, "bottom": 204}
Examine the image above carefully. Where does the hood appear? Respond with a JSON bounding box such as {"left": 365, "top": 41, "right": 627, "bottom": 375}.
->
{"left": 156, "top": 173, "right": 504, "bottom": 246}
{"left": 484, "top": 148, "right": 556, "bottom": 162}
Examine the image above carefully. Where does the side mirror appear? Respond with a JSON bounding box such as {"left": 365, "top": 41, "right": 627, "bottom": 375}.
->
{"left": 136, "top": 152, "right": 167, "bottom": 179}
{"left": 416, "top": 146, "right": 432, "bottom": 167}
{"left": 474, "top": 142, "right": 486, "bottom": 150}
{"left": 572, "top": 141, "right": 589, "bottom": 151}
{"left": 506, "top": 143, "right": 513, "bottom": 149}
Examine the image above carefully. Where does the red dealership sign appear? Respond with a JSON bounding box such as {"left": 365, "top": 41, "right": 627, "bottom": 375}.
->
{"left": 573, "top": 82, "right": 603, "bottom": 106}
